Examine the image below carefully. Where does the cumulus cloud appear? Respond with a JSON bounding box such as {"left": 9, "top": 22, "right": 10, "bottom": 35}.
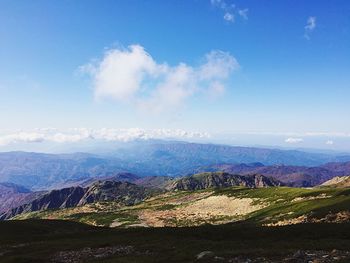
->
{"left": 81, "top": 45, "right": 239, "bottom": 113}
{"left": 0, "top": 128, "right": 210, "bottom": 146}
{"left": 210, "top": 0, "right": 247, "bottom": 23}
{"left": 304, "top": 16, "right": 316, "bottom": 40}
{"left": 285, "top": 137, "right": 304, "bottom": 144}
{"left": 80, "top": 45, "right": 160, "bottom": 101}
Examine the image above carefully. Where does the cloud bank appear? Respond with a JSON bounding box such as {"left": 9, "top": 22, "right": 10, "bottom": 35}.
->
{"left": 0, "top": 128, "right": 210, "bottom": 146}
{"left": 285, "top": 137, "right": 304, "bottom": 144}
{"left": 81, "top": 45, "right": 239, "bottom": 113}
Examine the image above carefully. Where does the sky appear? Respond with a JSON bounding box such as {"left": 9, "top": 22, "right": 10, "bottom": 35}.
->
{"left": 0, "top": 0, "right": 350, "bottom": 151}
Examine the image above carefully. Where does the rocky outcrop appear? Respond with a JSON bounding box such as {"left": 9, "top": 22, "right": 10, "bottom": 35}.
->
{"left": 321, "top": 175, "right": 350, "bottom": 187}
{"left": 78, "top": 180, "right": 151, "bottom": 206}
{"left": 167, "top": 172, "right": 282, "bottom": 191}
{"left": 0, "top": 181, "right": 151, "bottom": 220}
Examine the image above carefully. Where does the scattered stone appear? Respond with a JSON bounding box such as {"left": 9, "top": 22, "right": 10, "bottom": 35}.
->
{"left": 51, "top": 245, "right": 134, "bottom": 263}
{"left": 227, "top": 250, "right": 350, "bottom": 263}
{"left": 196, "top": 251, "right": 215, "bottom": 260}
{"left": 293, "top": 250, "right": 304, "bottom": 259}
{"left": 331, "top": 249, "right": 339, "bottom": 255}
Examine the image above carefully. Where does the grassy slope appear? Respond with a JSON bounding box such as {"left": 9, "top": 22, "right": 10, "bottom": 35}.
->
{"left": 1, "top": 220, "right": 350, "bottom": 262}
{"left": 214, "top": 187, "right": 350, "bottom": 224}
{"left": 13, "top": 186, "right": 350, "bottom": 227}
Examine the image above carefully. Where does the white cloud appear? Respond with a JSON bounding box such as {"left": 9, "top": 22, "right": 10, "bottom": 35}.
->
{"left": 223, "top": 12, "right": 234, "bottom": 22}
{"left": 81, "top": 45, "right": 160, "bottom": 101}
{"left": 210, "top": 0, "right": 247, "bottom": 23}
{"left": 81, "top": 45, "right": 239, "bottom": 113}
{"left": 199, "top": 50, "right": 239, "bottom": 80}
{"left": 304, "top": 16, "right": 316, "bottom": 40}
{"left": 326, "top": 140, "right": 334, "bottom": 145}
{"left": 0, "top": 128, "right": 211, "bottom": 146}
{"left": 238, "top": 9, "right": 248, "bottom": 20}
{"left": 207, "top": 81, "right": 225, "bottom": 99}
{"left": 240, "top": 131, "right": 350, "bottom": 138}
{"left": 50, "top": 133, "right": 91, "bottom": 143}
{"left": 0, "top": 132, "right": 45, "bottom": 146}
{"left": 285, "top": 137, "right": 304, "bottom": 144}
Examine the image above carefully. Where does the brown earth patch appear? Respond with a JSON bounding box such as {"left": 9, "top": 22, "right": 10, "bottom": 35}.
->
{"left": 138, "top": 195, "right": 266, "bottom": 227}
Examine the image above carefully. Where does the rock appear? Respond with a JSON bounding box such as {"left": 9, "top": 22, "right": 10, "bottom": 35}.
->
{"left": 196, "top": 251, "right": 215, "bottom": 260}
{"left": 331, "top": 249, "right": 339, "bottom": 255}
{"left": 168, "top": 172, "right": 282, "bottom": 191}
{"left": 292, "top": 250, "right": 304, "bottom": 259}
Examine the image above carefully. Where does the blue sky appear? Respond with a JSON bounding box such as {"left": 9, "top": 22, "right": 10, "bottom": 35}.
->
{"left": 0, "top": 0, "right": 350, "bottom": 151}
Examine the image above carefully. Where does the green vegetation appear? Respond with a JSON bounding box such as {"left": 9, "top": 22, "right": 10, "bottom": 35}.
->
{"left": 67, "top": 212, "right": 140, "bottom": 226}
{"left": 213, "top": 187, "right": 350, "bottom": 224}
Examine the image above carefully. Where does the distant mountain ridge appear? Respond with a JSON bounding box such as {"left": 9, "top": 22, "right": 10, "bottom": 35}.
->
{"left": 203, "top": 161, "right": 350, "bottom": 187}
{"left": 1, "top": 141, "right": 350, "bottom": 190}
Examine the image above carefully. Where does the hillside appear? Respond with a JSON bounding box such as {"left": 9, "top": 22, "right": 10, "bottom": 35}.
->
{"left": 10, "top": 185, "right": 350, "bottom": 228}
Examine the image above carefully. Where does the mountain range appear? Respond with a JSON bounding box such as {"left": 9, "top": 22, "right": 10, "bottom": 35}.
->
{"left": 1, "top": 141, "right": 350, "bottom": 190}
{"left": 0, "top": 172, "right": 279, "bottom": 220}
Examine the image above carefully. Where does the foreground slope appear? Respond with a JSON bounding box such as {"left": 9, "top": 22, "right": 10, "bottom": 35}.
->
{"left": 0, "top": 220, "right": 350, "bottom": 263}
